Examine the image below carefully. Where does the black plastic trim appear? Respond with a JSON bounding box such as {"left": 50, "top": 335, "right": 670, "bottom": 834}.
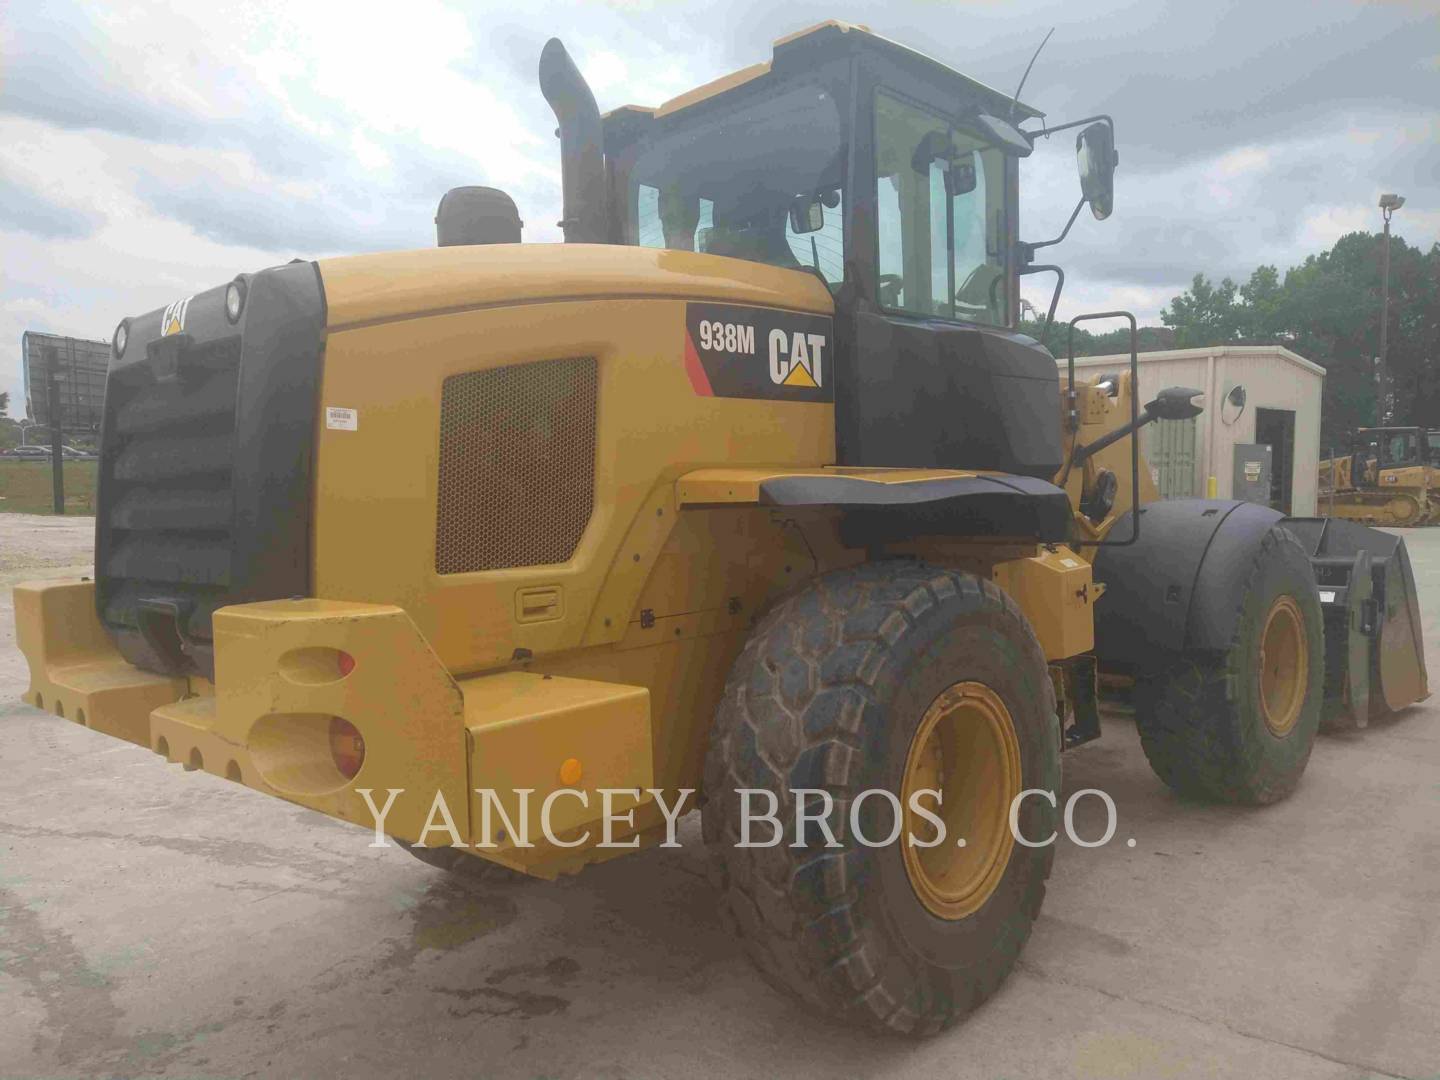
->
{"left": 759, "top": 472, "right": 1072, "bottom": 543}
{"left": 230, "top": 261, "right": 326, "bottom": 614}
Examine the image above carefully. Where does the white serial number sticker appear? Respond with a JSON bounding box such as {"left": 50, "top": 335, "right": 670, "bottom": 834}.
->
{"left": 326, "top": 406, "right": 358, "bottom": 431}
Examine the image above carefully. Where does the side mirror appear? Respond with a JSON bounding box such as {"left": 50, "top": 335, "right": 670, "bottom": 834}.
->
{"left": 1145, "top": 386, "right": 1204, "bottom": 421}
{"left": 1076, "top": 122, "right": 1116, "bottom": 220}
{"left": 788, "top": 195, "right": 824, "bottom": 235}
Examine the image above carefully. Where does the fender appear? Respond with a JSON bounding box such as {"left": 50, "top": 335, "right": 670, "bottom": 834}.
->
{"left": 1091, "top": 498, "right": 1286, "bottom": 671}
{"left": 759, "top": 473, "right": 1073, "bottom": 545}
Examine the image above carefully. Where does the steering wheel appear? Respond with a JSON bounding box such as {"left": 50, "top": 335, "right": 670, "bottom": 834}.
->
{"left": 878, "top": 274, "right": 905, "bottom": 307}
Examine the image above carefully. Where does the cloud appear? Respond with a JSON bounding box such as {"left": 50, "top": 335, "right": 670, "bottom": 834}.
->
{"left": 1020, "top": 104, "right": 1440, "bottom": 324}
{"left": 0, "top": 174, "right": 104, "bottom": 239}
{"left": 1, "top": 0, "right": 1437, "bottom": 411}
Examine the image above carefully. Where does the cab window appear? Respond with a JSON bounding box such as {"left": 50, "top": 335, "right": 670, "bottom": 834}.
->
{"left": 1384, "top": 431, "right": 1418, "bottom": 465}
{"left": 875, "top": 90, "right": 1007, "bottom": 323}
{"left": 623, "top": 84, "right": 846, "bottom": 288}
{"left": 637, "top": 185, "right": 845, "bottom": 286}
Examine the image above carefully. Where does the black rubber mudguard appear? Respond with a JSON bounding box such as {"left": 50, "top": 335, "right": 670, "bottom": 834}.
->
{"left": 1092, "top": 498, "right": 1286, "bottom": 671}
{"left": 758, "top": 473, "right": 1073, "bottom": 545}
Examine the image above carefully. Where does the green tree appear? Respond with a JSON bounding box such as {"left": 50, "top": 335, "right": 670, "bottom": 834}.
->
{"left": 1159, "top": 234, "right": 1440, "bottom": 445}
{"left": 1161, "top": 274, "right": 1244, "bottom": 348}
{"left": 1239, "top": 265, "right": 1285, "bottom": 342}
{"left": 0, "top": 390, "right": 9, "bottom": 418}
{"left": 1017, "top": 318, "right": 1174, "bottom": 359}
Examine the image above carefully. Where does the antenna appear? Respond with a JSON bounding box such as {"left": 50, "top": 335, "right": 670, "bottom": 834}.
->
{"left": 1009, "top": 27, "right": 1055, "bottom": 122}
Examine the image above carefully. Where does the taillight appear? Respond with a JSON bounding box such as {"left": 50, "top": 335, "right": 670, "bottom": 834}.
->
{"left": 329, "top": 717, "right": 365, "bottom": 780}
{"left": 337, "top": 651, "right": 356, "bottom": 677}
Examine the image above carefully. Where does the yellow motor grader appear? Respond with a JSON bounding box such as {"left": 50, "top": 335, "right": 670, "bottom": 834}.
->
{"left": 15, "top": 22, "right": 1428, "bottom": 1036}
{"left": 1318, "top": 425, "right": 1438, "bottom": 526}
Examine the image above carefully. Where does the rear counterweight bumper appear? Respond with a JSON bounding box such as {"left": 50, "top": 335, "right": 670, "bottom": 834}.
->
{"left": 16, "top": 580, "right": 656, "bottom": 874}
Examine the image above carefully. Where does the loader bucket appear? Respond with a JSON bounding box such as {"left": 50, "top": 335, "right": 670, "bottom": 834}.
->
{"left": 1282, "top": 517, "right": 1429, "bottom": 727}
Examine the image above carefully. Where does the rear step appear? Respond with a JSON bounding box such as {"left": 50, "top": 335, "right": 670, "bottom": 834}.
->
{"left": 1282, "top": 516, "right": 1429, "bottom": 728}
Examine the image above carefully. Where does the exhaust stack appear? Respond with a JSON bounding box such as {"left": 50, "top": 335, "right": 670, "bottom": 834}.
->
{"left": 539, "top": 38, "right": 609, "bottom": 244}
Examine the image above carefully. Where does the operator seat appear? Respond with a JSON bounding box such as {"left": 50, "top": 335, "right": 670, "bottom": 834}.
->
{"left": 701, "top": 206, "right": 800, "bottom": 268}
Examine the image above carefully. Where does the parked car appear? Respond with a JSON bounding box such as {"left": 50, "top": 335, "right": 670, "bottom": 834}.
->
{"left": 1, "top": 444, "right": 97, "bottom": 459}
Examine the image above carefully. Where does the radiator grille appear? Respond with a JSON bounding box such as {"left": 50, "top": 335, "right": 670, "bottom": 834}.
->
{"left": 99, "top": 336, "right": 241, "bottom": 646}
{"left": 436, "top": 357, "right": 597, "bottom": 574}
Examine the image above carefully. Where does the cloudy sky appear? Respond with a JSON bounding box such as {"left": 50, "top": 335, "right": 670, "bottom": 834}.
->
{"left": 2, "top": 0, "right": 1436, "bottom": 415}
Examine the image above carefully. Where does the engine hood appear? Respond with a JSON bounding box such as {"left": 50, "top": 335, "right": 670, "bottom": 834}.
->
{"left": 317, "top": 243, "right": 834, "bottom": 331}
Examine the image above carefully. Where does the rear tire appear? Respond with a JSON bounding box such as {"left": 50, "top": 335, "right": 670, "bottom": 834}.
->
{"left": 1134, "top": 526, "right": 1323, "bottom": 804}
{"left": 702, "top": 560, "right": 1059, "bottom": 1035}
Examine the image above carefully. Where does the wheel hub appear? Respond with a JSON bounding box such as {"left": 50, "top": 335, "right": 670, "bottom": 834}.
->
{"left": 1259, "top": 594, "right": 1307, "bottom": 736}
{"left": 901, "top": 682, "right": 1021, "bottom": 921}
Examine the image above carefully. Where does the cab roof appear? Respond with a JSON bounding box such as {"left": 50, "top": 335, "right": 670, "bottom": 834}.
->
{"left": 605, "top": 20, "right": 1043, "bottom": 125}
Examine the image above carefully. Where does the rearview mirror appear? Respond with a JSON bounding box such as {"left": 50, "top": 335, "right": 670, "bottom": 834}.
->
{"left": 1076, "top": 122, "right": 1116, "bottom": 220}
{"left": 910, "top": 132, "right": 979, "bottom": 198}
{"left": 945, "top": 155, "right": 978, "bottom": 197}
{"left": 1145, "top": 386, "right": 1204, "bottom": 421}
{"left": 788, "top": 195, "right": 824, "bottom": 235}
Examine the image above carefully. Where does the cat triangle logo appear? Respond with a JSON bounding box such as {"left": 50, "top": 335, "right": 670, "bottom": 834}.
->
{"left": 161, "top": 296, "right": 192, "bottom": 337}
{"left": 782, "top": 362, "right": 817, "bottom": 388}
{"left": 768, "top": 328, "right": 826, "bottom": 390}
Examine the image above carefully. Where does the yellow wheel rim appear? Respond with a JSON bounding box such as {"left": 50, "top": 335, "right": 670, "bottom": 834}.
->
{"left": 1259, "top": 595, "right": 1307, "bottom": 736}
{"left": 901, "top": 682, "right": 1022, "bottom": 921}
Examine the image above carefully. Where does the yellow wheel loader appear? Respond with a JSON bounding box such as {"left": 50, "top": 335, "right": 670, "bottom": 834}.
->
{"left": 1318, "top": 426, "right": 1436, "bottom": 526}
{"left": 1429, "top": 431, "right": 1440, "bottom": 523}
{"left": 14, "top": 22, "right": 1429, "bottom": 1036}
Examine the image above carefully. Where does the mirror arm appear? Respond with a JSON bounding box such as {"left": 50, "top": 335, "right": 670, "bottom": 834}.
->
{"left": 1025, "top": 196, "right": 1086, "bottom": 256}
{"left": 1022, "top": 113, "right": 1114, "bottom": 141}
{"left": 1073, "top": 390, "right": 1204, "bottom": 467}
{"left": 1071, "top": 407, "right": 1154, "bottom": 467}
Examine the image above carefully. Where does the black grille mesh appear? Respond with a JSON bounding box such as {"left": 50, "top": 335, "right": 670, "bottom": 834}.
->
{"left": 99, "top": 337, "right": 240, "bottom": 642}
{"left": 435, "top": 357, "right": 597, "bottom": 574}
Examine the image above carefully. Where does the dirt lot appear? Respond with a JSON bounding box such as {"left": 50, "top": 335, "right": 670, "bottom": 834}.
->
{"left": 1, "top": 513, "right": 1437, "bottom": 1079}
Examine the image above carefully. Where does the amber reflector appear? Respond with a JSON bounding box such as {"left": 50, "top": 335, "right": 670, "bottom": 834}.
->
{"left": 329, "top": 717, "right": 365, "bottom": 780}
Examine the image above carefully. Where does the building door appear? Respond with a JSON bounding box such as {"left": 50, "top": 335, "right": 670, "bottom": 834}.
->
{"left": 1145, "top": 417, "right": 1197, "bottom": 498}
{"left": 1255, "top": 408, "right": 1296, "bottom": 512}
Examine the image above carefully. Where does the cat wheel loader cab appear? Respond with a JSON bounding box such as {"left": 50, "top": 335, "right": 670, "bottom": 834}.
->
{"left": 14, "top": 20, "right": 1428, "bottom": 1037}
{"left": 1318, "top": 425, "right": 1437, "bottom": 526}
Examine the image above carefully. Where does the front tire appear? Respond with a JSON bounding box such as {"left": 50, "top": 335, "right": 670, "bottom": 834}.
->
{"left": 1134, "top": 526, "right": 1323, "bottom": 804}
{"left": 702, "top": 561, "right": 1059, "bottom": 1036}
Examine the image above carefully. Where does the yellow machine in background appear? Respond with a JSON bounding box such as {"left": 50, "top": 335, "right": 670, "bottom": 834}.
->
{"left": 14, "top": 22, "right": 1428, "bottom": 1037}
{"left": 1318, "top": 425, "right": 1438, "bottom": 526}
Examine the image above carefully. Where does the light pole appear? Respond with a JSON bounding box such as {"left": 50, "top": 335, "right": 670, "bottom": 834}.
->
{"left": 1377, "top": 192, "right": 1405, "bottom": 424}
